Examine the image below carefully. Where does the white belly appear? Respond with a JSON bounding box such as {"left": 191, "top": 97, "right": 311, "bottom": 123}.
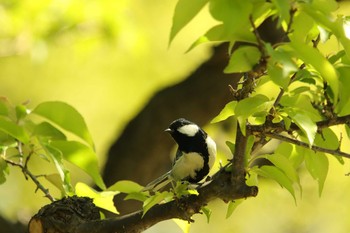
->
{"left": 170, "top": 152, "right": 204, "bottom": 181}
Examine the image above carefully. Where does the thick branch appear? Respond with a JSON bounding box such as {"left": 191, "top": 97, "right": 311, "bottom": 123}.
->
{"left": 29, "top": 169, "right": 258, "bottom": 233}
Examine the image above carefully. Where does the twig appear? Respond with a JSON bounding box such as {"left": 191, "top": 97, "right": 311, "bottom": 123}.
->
{"left": 265, "top": 133, "right": 350, "bottom": 159}
{"left": 4, "top": 157, "right": 55, "bottom": 202}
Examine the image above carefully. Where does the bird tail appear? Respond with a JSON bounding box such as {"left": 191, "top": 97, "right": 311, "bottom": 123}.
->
{"left": 142, "top": 171, "right": 172, "bottom": 192}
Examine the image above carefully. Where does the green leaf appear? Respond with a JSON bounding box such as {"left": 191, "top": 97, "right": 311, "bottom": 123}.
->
{"left": 266, "top": 44, "right": 298, "bottom": 88}
{"left": 108, "top": 180, "right": 144, "bottom": 193}
{"left": 75, "top": 182, "right": 119, "bottom": 214}
{"left": 0, "top": 116, "right": 29, "bottom": 144}
{"left": 32, "top": 101, "right": 94, "bottom": 148}
{"left": 264, "top": 153, "right": 300, "bottom": 186}
{"left": 0, "top": 157, "right": 9, "bottom": 184}
{"left": 124, "top": 192, "right": 148, "bottom": 202}
{"left": 33, "top": 122, "right": 67, "bottom": 140}
{"left": 225, "top": 140, "right": 235, "bottom": 156}
{"left": 201, "top": 206, "right": 212, "bottom": 223}
{"left": 304, "top": 151, "right": 329, "bottom": 196}
{"left": 226, "top": 199, "right": 243, "bottom": 219}
{"left": 15, "top": 105, "right": 29, "bottom": 121}
{"left": 290, "top": 39, "right": 339, "bottom": 104}
{"left": 211, "top": 101, "right": 237, "bottom": 123}
{"left": 271, "top": 0, "right": 290, "bottom": 25}
{"left": 235, "top": 94, "right": 273, "bottom": 119}
{"left": 255, "top": 165, "right": 296, "bottom": 201}
{"left": 44, "top": 173, "right": 65, "bottom": 194}
{"left": 224, "top": 46, "right": 261, "bottom": 73}
{"left": 285, "top": 109, "right": 317, "bottom": 146}
{"left": 50, "top": 140, "right": 106, "bottom": 190}
{"left": 173, "top": 219, "right": 191, "bottom": 233}
{"left": 336, "top": 67, "right": 350, "bottom": 116}
{"left": 143, "top": 191, "right": 172, "bottom": 216}
{"left": 169, "top": 0, "right": 208, "bottom": 45}
{"left": 315, "top": 128, "right": 343, "bottom": 164}
{"left": 276, "top": 142, "right": 304, "bottom": 169}
{"left": 42, "top": 142, "right": 73, "bottom": 194}
{"left": 0, "top": 98, "right": 9, "bottom": 116}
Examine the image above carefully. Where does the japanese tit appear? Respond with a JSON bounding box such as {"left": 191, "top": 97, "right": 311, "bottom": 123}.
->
{"left": 143, "top": 118, "right": 216, "bottom": 191}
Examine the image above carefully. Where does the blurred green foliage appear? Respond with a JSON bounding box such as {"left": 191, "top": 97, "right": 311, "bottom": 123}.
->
{"left": 2, "top": 1, "right": 350, "bottom": 233}
{"left": 0, "top": 0, "right": 214, "bottom": 224}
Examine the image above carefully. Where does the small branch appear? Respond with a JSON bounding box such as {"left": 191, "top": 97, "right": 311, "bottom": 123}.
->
{"left": 249, "top": 115, "right": 350, "bottom": 134}
{"left": 4, "top": 158, "right": 55, "bottom": 202}
{"left": 265, "top": 133, "right": 350, "bottom": 159}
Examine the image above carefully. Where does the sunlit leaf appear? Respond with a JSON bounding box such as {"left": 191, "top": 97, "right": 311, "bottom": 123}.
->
{"left": 0, "top": 157, "right": 9, "bottom": 184}
{"left": 254, "top": 165, "right": 296, "bottom": 201}
{"left": 45, "top": 173, "right": 65, "bottom": 193}
{"left": 108, "top": 180, "right": 144, "bottom": 193}
{"left": 50, "top": 140, "right": 106, "bottom": 190}
{"left": 336, "top": 67, "right": 350, "bottom": 116}
{"left": 224, "top": 46, "right": 261, "bottom": 73}
{"left": 211, "top": 101, "right": 237, "bottom": 123}
{"left": 169, "top": 0, "right": 208, "bottom": 45}
{"left": 143, "top": 191, "right": 172, "bottom": 216}
{"left": 75, "top": 182, "right": 119, "bottom": 214}
{"left": 33, "top": 122, "right": 67, "bottom": 140}
{"left": 235, "top": 94, "right": 273, "bottom": 119}
{"left": 15, "top": 105, "right": 29, "bottom": 121}
{"left": 33, "top": 101, "right": 94, "bottom": 148}
{"left": 173, "top": 219, "right": 191, "bottom": 233}
{"left": 124, "top": 192, "right": 148, "bottom": 202}
{"left": 304, "top": 151, "right": 329, "bottom": 196}
{"left": 0, "top": 117, "right": 29, "bottom": 144}
{"left": 290, "top": 39, "right": 338, "bottom": 104}
{"left": 201, "top": 206, "right": 212, "bottom": 223}
{"left": 226, "top": 199, "right": 243, "bottom": 219}
{"left": 271, "top": 0, "right": 290, "bottom": 25}
{"left": 42, "top": 142, "right": 73, "bottom": 194}
{"left": 285, "top": 109, "right": 317, "bottom": 146}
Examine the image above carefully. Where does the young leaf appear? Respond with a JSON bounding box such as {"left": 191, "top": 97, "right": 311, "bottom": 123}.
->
{"left": 45, "top": 173, "right": 65, "bottom": 193}
{"left": 15, "top": 105, "right": 29, "bottom": 121}
{"left": 173, "top": 219, "right": 191, "bottom": 233}
{"left": 169, "top": 0, "right": 208, "bottom": 45}
{"left": 304, "top": 151, "right": 329, "bottom": 196}
{"left": 108, "top": 180, "right": 144, "bottom": 193}
{"left": 124, "top": 192, "right": 148, "bottom": 202}
{"left": 143, "top": 191, "right": 172, "bottom": 216}
{"left": 32, "top": 101, "right": 94, "bottom": 148}
{"left": 290, "top": 39, "right": 338, "bottom": 104}
{"left": 254, "top": 165, "right": 296, "bottom": 202}
{"left": 0, "top": 157, "right": 9, "bottom": 184}
{"left": 224, "top": 46, "right": 261, "bottom": 73}
{"left": 226, "top": 199, "right": 243, "bottom": 219}
{"left": 235, "top": 94, "right": 273, "bottom": 120}
{"left": 0, "top": 117, "right": 29, "bottom": 144}
{"left": 211, "top": 101, "right": 237, "bottom": 123}
{"left": 284, "top": 109, "right": 317, "bottom": 146}
{"left": 201, "top": 206, "right": 212, "bottom": 223}
{"left": 75, "top": 182, "right": 119, "bottom": 214}
{"left": 42, "top": 142, "right": 74, "bottom": 194}
{"left": 50, "top": 140, "right": 106, "bottom": 190}
{"left": 33, "top": 122, "right": 67, "bottom": 140}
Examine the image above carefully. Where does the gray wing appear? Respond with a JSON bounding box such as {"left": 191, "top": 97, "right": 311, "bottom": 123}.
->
{"left": 172, "top": 149, "right": 183, "bottom": 166}
{"left": 142, "top": 170, "right": 172, "bottom": 191}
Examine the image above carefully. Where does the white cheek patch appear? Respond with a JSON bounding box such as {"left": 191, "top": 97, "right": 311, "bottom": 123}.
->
{"left": 206, "top": 136, "right": 217, "bottom": 169}
{"left": 177, "top": 124, "right": 199, "bottom": 137}
{"left": 171, "top": 152, "right": 204, "bottom": 181}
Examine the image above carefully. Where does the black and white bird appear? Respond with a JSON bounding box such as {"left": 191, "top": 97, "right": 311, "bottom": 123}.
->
{"left": 143, "top": 118, "right": 216, "bottom": 191}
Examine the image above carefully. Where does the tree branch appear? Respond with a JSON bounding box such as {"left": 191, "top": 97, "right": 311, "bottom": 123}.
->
{"left": 29, "top": 169, "right": 258, "bottom": 233}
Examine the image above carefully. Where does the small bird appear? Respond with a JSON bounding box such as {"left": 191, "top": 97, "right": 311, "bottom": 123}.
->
{"left": 143, "top": 118, "right": 216, "bottom": 191}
